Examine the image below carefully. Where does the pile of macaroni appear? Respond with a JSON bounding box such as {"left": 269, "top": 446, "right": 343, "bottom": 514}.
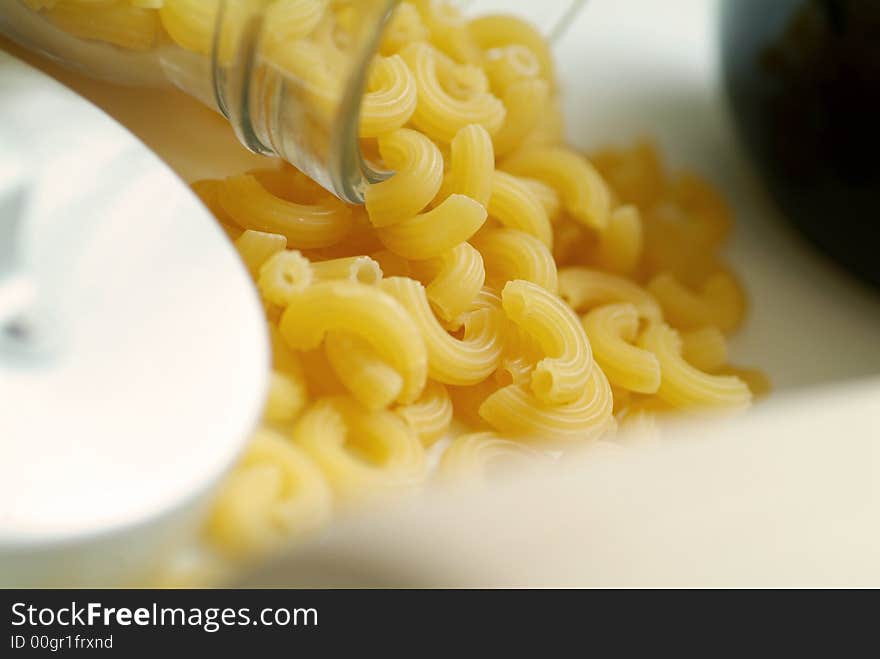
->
{"left": 22, "top": 0, "right": 768, "bottom": 565}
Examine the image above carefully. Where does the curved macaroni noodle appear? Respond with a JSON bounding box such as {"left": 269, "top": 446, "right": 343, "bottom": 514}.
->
{"left": 502, "top": 147, "right": 611, "bottom": 230}
{"left": 379, "top": 277, "right": 505, "bottom": 386}
{"left": 292, "top": 397, "right": 426, "bottom": 503}
{"left": 395, "top": 380, "right": 454, "bottom": 446}
{"left": 502, "top": 279, "right": 592, "bottom": 405}
{"left": 279, "top": 280, "right": 428, "bottom": 403}
{"left": 581, "top": 304, "right": 661, "bottom": 394}
{"left": 638, "top": 323, "right": 752, "bottom": 410}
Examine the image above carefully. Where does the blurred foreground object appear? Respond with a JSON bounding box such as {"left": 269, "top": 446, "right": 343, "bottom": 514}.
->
{"left": 0, "top": 51, "right": 266, "bottom": 586}
{"left": 242, "top": 379, "right": 880, "bottom": 587}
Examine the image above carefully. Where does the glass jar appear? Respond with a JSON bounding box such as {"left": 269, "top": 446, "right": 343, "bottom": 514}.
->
{"left": 0, "top": 0, "right": 585, "bottom": 203}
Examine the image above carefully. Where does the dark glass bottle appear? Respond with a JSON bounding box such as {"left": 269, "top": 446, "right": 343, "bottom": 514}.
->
{"left": 722, "top": 0, "right": 880, "bottom": 287}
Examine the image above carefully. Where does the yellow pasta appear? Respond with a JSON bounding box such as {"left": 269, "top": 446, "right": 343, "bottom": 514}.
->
{"left": 681, "top": 326, "right": 728, "bottom": 372}
{"left": 593, "top": 205, "right": 644, "bottom": 276}
{"left": 205, "top": 428, "right": 332, "bottom": 559}
{"left": 493, "top": 80, "right": 551, "bottom": 158}
{"left": 484, "top": 44, "right": 542, "bottom": 94}
{"left": 638, "top": 323, "right": 752, "bottom": 410}
{"left": 379, "top": 277, "right": 506, "bottom": 386}
{"left": 369, "top": 249, "right": 411, "bottom": 278}
{"left": 325, "top": 332, "right": 404, "bottom": 411}
{"left": 219, "top": 174, "right": 353, "bottom": 249}
{"left": 502, "top": 147, "right": 611, "bottom": 230}
{"left": 191, "top": 179, "right": 238, "bottom": 234}
{"left": 409, "top": 243, "right": 486, "bottom": 325}
{"left": 400, "top": 42, "right": 506, "bottom": 142}
{"left": 411, "top": 0, "right": 482, "bottom": 65}
{"left": 581, "top": 304, "right": 661, "bottom": 394}
{"left": 292, "top": 396, "right": 426, "bottom": 503}
{"left": 364, "top": 128, "right": 444, "bottom": 227}
{"left": 395, "top": 380, "right": 453, "bottom": 446}
{"left": 235, "top": 230, "right": 288, "bottom": 279}
{"left": 517, "top": 94, "right": 565, "bottom": 150}
{"left": 44, "top": 0, "right": 160, "bottom": 51}
{"left": 158, "top": 0, "right": 218, "bottom": 56}
{"left": 278, "top": 280, "right": 428, "bottom": 404}
{"left": 257, "top": 250, "right": 314, "bottom": 308}
{"left": 591, "top": 140, "right": 667, "bottom": 210}
{"left": 268, "top": 324, "right": 305, "bottom": 377}
{"left": 262, "top": 0, "right": 328, "bottom": 47}
{"left": 479, "top": 366, "right": 615, "bottom": 442}
{"left": 487, "top": 171, "right": 553, "bottom": 247}
{"left": 437, "top": 432, "right": 543, "bottom": 485}
{"left": 521, "top": 177, "right": 561, "bottom": 221}
{"left": 502, "top": 279, "right": 591, "bottom": 405}
{"left": 716, "top": 366, "right": 772, "bottom": 399}
{"left": 263, "top": 369, "right": 309, "bottom": 425}
{"left": 310, "top": 255, "right": 383, "bottom": 284}
{"left": 442, "top": 124, "right": 495, "bottom": 208}
{"left": 647, "top": 271, "right": 746, "bottom": 333}
{"left": 376, "top": 194, "right": 487, "bottom": 260}
{"left": 468, "top": 13, "right": 555, "bottom": 83}
{"left": 359, "top": 54, "right": 419, "bottom": 139}
{"left": 495, "top": 322, "right": 543, "bottom": 387}
{"left": 471, "top": 228, "right": 558, "bottom": 294}
{"left": 379, "top": 1, "right": 428, "bottom": 56}
{"left": 558, "top": 267, "right": 663, "bottom": 321}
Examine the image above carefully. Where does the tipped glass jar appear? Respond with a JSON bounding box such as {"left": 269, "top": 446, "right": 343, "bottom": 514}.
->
{"left": 1, "top": 0, "right": 584, "bottom": 203}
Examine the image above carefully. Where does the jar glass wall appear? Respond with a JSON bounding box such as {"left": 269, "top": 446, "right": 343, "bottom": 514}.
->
{"left": 1, "top": 1, "right": 584, "bottom": 203}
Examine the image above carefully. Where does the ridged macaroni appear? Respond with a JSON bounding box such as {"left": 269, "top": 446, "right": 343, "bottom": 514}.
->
{"left": 28, "top": 0, "right": 767, "bottom": 570}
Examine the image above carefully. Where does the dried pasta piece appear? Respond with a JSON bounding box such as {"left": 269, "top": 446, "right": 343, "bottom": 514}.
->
{"left": 365, "top": 128, "right": 444, "bottom": 227}
{"left": 468, "top": 13, "right": 555, "bottom": 83}
{"left": 648, "top": 271, "right": 746, "bottom": 333}
{"left": 325, "top": 332, "right": 404, "bottom": 411}
{"left": 502, "top": 279, "right": 591, "bottom": 405}
{"left": 263, "top": 369, "right": 309, "bottom": 426}
{"left": 502, "top": 147, "right": 611, "bottom": 230}
{"left": 593, "top": 205, "right": 644, "bottom": 276}
{"left": 376, "top": 194, "right": 487, "bottom": 260}
{"left": 292, "top": 397, "right": 426, "bottom": 503}
{"left": 681, "top": 326, "right": 728, "bottom": 372}
{"left": 257, "top": 250, "right": 314, "bottom": 308}
{"left": 219, "top": 174, "right": 353, "bottom": 249}
{"left": 638, "top": 323, "right": 752, "bottom": 410}
{"left": 472, "top": 228, "right": 558, "bottom": 294}
{"left": 235, "top": 230, "right": 288, "bottom": 279}
{"left": 479, "top": 366, "right": 615, "bottom": 442}
{"left": 380, "top": 278, "right": 506, "bottom": 386}
{"left": 558, "top": 267, "right": 663, "bottom": 321}
{"left": 205, "top": 429, "right": 331, "bottom": 559}
{"left": 409, "top": 243, "right": 486, "bottom": 325}
{"left": 359, "top": 54, "right": 418, "bottom": 138}
{"left": 395, "top": 380, "right": 454, "bottom": 446}
{"left": 311, "top": 256, "right": 383, "bottom": 285}
{"left": 438, "top": 432, "right": 543, "bottom": 485}
{"left": 492, "top": 79, "right": 550, "bottom": 158}
{"left": 487, "top": 171, "right": 553, "bottom": 247}
{"left": 279, "top": 280, "right": 428, "bottom": 404}
{"left": 400, "top": 42, "right": 506, "bottom": 142}
{"left": 442, "top": 124, "right": 495, "bottom": 207}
